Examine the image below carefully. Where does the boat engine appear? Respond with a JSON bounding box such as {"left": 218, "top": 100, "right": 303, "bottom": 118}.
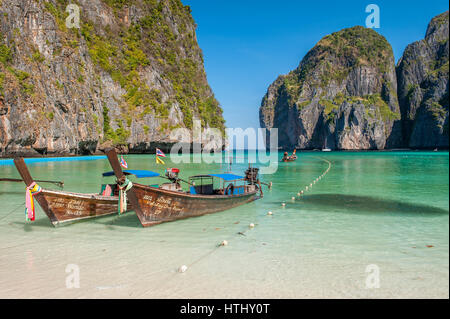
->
{"left": 165, "top": 168, "right": 180, "bottom": 182}
{"left": 245, "top": 167, "right": 259, "bottom": 185}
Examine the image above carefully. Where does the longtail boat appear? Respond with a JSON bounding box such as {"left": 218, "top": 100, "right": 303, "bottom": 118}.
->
{"left": 105, "top": 149, "right": 265, "bottom": 227}
{"left": 281, "top": 149, "right": 298, "bottom": 162}
{"left": 13, "top": 158, "right": 153, "bottom": 226}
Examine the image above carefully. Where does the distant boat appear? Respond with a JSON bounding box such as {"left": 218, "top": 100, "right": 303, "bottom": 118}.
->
{"left": 281, "top": 149, "right": 298, "bottom": 162}
{"left": 322, "top": 137, "right": 331, "bottom": 152}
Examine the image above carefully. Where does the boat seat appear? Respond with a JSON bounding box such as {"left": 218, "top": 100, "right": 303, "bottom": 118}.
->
{"left": 193, "top": 184, "right": 214, "bottom": 195}
{"left": 99, "top": 184, "right": 117, "bottom": 196}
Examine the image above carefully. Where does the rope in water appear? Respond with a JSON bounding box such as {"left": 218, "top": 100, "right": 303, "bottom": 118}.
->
{"left": 0, "top": 201, "right": 26, "bottom": 223}
{"left": 178, "top": 222, "right": 252, "bottom": 273}
{"left": 177, "top": 156, "right": 332, "bottom": 274}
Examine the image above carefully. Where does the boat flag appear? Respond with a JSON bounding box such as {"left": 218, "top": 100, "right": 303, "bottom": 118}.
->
{"left": 25, "top": 182, "right": 42, "bottom": 221}
{"left": 156, "top": 156, "right": 165, "bottom": 165}
{"left": 156, "top": 148, "right": 166, "bottom": 158}
{"left": 120, "top": 155, "right": 128, "bottom": 169}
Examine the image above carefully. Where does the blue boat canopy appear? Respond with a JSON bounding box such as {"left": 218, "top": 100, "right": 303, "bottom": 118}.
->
{"left": 208, "top": 173, "right": 244, "bottom": 181}
{"left": 102, "top": 170, "right": 160, "bottom": 178}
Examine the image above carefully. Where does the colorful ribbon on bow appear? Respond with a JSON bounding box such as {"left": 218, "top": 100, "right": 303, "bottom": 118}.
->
{"left": 118, "top": 178, "right": 133, "bottom": 214}
{"left": 25, "top": 182, "right": 42, "bottom": 221}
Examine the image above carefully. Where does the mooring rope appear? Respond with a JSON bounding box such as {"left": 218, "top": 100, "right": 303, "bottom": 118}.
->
{"left": 0, "top": 201, "right": 26, "bottom": 223}
{"left": 175, "top": 156, "right": 333, "bottom": 275}
{"left": 177, "top": 222, "right": 252, "bottom": 274}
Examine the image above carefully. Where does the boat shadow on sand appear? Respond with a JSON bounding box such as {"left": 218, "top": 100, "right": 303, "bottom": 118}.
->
{"left": 285, "top": 194, "right": 449, "bottom": 217}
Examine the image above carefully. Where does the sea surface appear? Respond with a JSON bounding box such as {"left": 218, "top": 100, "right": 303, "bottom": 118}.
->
{"left": 0, "top": 151, "right": 448, "bottom": 298}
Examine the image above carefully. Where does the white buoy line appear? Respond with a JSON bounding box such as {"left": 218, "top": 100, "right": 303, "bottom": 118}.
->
{"left": 177, "top": 220, "right": 265, "bottom": 273}
{"left": 284, "top": 156, "right": 332, "bottom": 206}
{"left": 178, "top": 157, "right": 332, "bottom": 273}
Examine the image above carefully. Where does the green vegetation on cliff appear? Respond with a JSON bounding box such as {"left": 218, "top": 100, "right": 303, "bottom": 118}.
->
{"left": 279, "top": 26, "right": 395, "bottom": 113}
{"left": 260, "top": 25, "right": 401, "bottom": 150}
{"left": 1, "top": 33, "right": 35, "bottom": 97}
{"left": 44, "top": 0, "right": 224, "bottom": 142}
{"left": 318, "top": 26, "right": 391, "bottom": 73}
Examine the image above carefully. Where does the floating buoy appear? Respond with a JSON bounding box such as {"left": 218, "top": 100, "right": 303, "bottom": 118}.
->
{"left": 220, "top": 240, "right": 228, "bottom": 246}
{"left": 178, "top": 265, "right": 188, "bottom": 273}
{"left": 281, "top": 202, "right": 286, "bottom": 207}
{"left": 267, "top": 211, "right": 273, "bottom": 216}
{"left": 249, "top": 223, "right": 255, "bottom": 228}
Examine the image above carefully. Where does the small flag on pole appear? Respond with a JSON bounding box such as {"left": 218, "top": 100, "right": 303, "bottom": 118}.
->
{"left": 156, "top": 156, "right": 165, "bottom": 165}
{"left": 156, "top": 148, "right": 166, "bottom": 158}
{"left": 120, "top": 155, "right": 128, "bottom": 169}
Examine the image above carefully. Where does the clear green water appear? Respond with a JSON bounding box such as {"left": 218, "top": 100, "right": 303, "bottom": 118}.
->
{"left": 0, "top": 151, "right": 448, "bottom": 298}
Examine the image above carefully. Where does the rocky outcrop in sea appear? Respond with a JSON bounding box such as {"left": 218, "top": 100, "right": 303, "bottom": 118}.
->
{"left": 260, "top": 11, "right": 449, "bottom": 150}
{"left": 397, "top": 11, "right": 449, "bottom": 149}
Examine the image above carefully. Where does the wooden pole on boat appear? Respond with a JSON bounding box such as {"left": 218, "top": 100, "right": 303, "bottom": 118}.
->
{"left": 0, "top": 178, "right": 64, "bottom": 188}
{"left": 260, "top": 181, "right": 272, "bottom": 189}
{"left": 13, "top": 158, "right": 58, "bottom": 223}
{"left": 105, "top": 148, "right": 144, "bottom": 218}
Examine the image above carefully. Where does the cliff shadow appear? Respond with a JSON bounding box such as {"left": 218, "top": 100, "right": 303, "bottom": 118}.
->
{"left": 308, "top": 113, "right": 336, "bottom": 149}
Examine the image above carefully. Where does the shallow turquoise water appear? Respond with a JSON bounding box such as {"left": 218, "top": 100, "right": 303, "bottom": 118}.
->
{"left": 0, "top": 151, "right": 448, "bottom": 298}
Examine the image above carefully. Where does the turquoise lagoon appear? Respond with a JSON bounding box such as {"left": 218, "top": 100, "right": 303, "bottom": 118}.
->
{"left": 0, "top": 151, "right": 448, "bottom": 298}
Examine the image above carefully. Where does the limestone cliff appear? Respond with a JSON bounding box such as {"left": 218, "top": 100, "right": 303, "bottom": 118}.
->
{"left": 0, "top": 0, "right": 225, "bottom": 156}
{"left": 396, "top": 11, "right": 449, "bottom": 148}
{"left": 260, "top": 26, "right": 400, "bottom": 150}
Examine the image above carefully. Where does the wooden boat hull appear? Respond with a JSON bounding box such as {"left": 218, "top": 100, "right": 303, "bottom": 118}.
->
{"left": 38, "top": 189, "right": 127, "bottom": 226}
{"left": 132, "top": 184, "right": 259, "bottom": 227}
{"left": 13, "top": 157, "right": 127, "bottom": 227}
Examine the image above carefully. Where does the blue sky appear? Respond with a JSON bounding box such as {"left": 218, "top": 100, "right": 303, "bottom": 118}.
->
{"left": 184, "top": 0, "right": 449, "bottom": 137}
